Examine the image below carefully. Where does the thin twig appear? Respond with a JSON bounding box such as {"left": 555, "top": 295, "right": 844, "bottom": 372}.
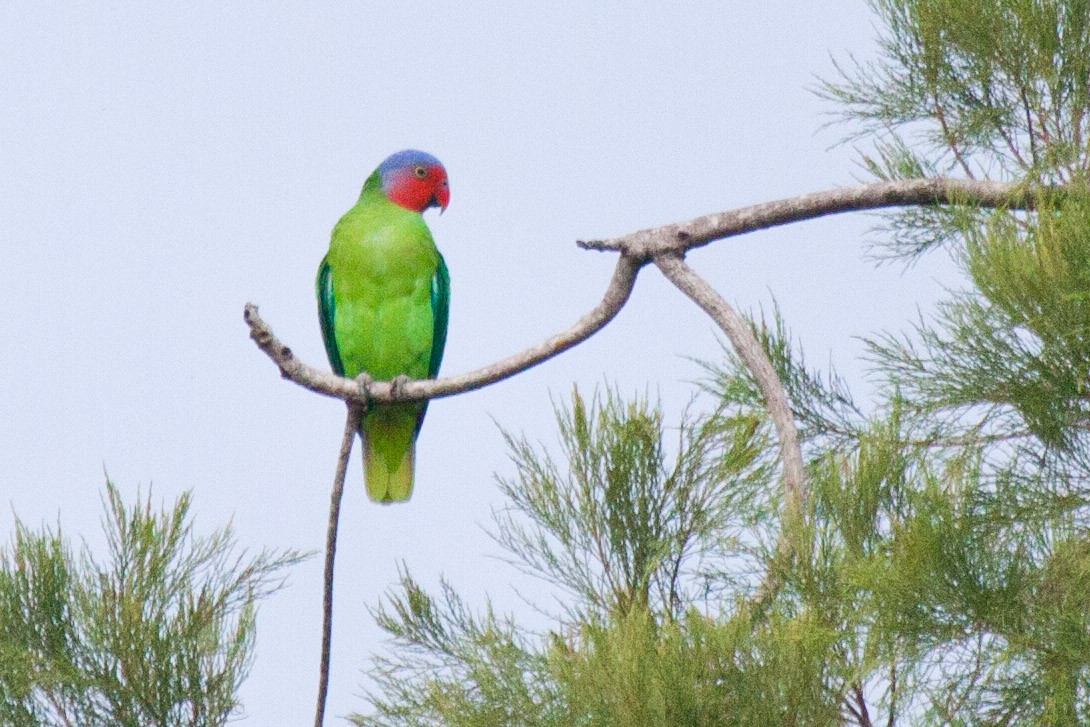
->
{"left": 248, "top": 180, "right": 1043, "bottom": 411}
{"left": 888, "top": 658, "right": 898, "bottom": 727}
{"left": 943, "top": 127, "right": 975, "bottom": 178}
{"left": 933, "top": 92, "right": 976, "bottom": 179}
{"left": 1021, "top": 86, "right": 1040, "bottom": 171}
{"left": 852, "top": 682, "right": 874, "bottom": 727}
{"left": 579, "top": 178, "right": 1041, "bottom": 257}
{"left": 245, "top": 255, "right": 641, "bottom": 406}
{"left": 314, "top": 408, "right": 358, "bottom": 727}
{"left": 654, "top": 253, "right": 806, "bottom": 516}
{"left": 654, "top": 253, "right": 806, "bottom": 609}
{"left": 44, "top": 691, "right": 74, "bottom": 727}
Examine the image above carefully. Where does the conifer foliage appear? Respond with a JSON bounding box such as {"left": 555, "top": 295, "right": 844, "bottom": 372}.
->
{"left": 0, "top": 483, "right": 304, "bottom": 726}
{"left": 356, "top": 1, "right": 1090, "bottom": 724}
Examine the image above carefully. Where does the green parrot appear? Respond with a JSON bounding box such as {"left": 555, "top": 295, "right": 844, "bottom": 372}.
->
{"left": 316, "top": 149, "right": 450, "bottom": 503}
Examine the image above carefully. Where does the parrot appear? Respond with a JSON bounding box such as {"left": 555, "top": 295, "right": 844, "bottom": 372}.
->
{"left": 316, "top": 149, "right": 450, "bottom": 503}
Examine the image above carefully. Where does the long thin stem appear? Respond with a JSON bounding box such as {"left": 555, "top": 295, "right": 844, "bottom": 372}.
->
{"left": 654, "top": 253, "right": 806, "bottom": 516}
{"left": 933, "top": 91, "right": 976, "bottom": 179}
{"left": 654, "top": 253, "right": 807, "bottom": 608}
{"left": 314, "top": 408, "right": 358, "bottom": 727}
{"left": 852, "top": 682, "right": 874, "bottom": 727}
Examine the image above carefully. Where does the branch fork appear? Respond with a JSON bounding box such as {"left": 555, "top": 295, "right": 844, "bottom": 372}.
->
{"left": 247, "top": 176, "right": 1038, "bottom": 726}
{"left": 248, "top": 177, "right": 1035, "bottom": 504}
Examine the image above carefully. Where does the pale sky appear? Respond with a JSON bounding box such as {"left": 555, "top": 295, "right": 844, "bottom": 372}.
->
{"left": 1, "top": 3, "right": 961, "bottom": 724}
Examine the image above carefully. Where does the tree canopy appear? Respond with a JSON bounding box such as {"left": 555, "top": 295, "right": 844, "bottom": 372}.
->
{"left": 354, "top": 1, "right": 1090, "bottom": 724}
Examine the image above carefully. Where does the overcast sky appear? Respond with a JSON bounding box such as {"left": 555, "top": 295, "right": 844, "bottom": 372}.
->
{"left": 1, "top": 3, "right": 961, "bottom": 724}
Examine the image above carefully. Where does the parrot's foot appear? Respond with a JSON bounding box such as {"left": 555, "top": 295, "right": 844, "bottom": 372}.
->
{"left": 354, "top": 372, "right": 373, "bottom": 413}
{"left": 389, "top": 374, "right": 411, "bottom": 400}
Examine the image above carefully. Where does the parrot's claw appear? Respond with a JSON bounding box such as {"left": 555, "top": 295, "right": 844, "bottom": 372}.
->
{"left": 354, "top": 372, "right": 373, "bottom": 413}
{"left": 389, "top": 374, "right": 411, "bottom": 400}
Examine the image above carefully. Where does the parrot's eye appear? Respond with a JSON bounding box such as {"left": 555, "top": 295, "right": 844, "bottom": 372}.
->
{"left": 413, "top": 166, "right": 428, "bottom": 179}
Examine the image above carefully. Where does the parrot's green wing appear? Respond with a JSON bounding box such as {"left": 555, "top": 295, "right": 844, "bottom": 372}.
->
{"left": 414, "top": 254, "right": 450, "bottom": 436}
{"left": 428, "top": 253, "right": 450, "bottom": 379}
{"left": 316, "top": 257, "right": 345, "bottom": 377}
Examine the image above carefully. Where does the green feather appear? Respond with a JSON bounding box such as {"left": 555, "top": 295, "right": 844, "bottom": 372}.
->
{"left": 316, "top": 257, "right": 344, "bottom": 377}
{"left": 317, "top": 177, "right": 449, "bottom": 503}
{"left": 414, "top": 254, "right": 450, "bottom": 436}
{"left": 428, "top": 254, "right": 450, "bottom": 379}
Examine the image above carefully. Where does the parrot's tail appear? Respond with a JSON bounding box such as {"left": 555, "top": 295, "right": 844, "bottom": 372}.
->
{"left": 360, "top": 406, "right": 417, "bottom": 503}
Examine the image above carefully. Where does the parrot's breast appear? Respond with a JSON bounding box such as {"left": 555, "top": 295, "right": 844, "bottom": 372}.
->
{"left": 327, "top": 201, "right": 439, "bottom": 382}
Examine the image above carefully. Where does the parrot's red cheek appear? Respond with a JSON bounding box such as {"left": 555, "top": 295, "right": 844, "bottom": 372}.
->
{"left": 387, "top": 180, "right": 434, "bottom": 212}
{"left": 384, "top": 165, "right": 450, "bottom": 212}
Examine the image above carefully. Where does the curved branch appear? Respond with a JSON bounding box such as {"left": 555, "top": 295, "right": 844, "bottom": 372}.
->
{"left": 245, "top": 255, "right": 641, "bottom": 406}
{"left": 654, "top": 253, "right": 807, "bottom": 516}
{"left": 314, "top": 409, "right": 357, "bottom": 727}
{"left": 248, "top": 178, "right": 1047, "bottom": 408}
{"left": 579, "top": 178, "right": 1041, "bottom": 258}
{"left": 247, "top": 177, "right": 1053, "bottom": 498}
{"left": 246, "top": 175, "right": 1057, "bottom": 709}
{"left": 243, "top": 176, "right": 1057, "bottom": 493}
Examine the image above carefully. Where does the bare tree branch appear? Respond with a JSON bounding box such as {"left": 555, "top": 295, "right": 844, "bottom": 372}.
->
{"left": 245, "top": 254, "right": 641, "bottom": 406}
{"left": 314, "top": 407, "right": 358, "bottom": 727}
{"left": 246, "top": 176, "right": 1050, "bottom": 716}
{"left": 579, "top": 178, "right": 1041, "bottom": 258}
{"left": 248, "top": 179, "right": 1044, "bottom": 411}
{"left": 654, "top": 252, "right": 806, "bottom": 517}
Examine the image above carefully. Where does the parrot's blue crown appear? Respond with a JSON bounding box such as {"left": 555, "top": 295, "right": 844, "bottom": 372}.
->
{"left": 378, "top": 149, "right": 443, "bottom": 180}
